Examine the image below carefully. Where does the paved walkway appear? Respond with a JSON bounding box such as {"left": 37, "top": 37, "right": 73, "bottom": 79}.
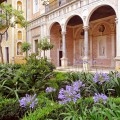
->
{"left": 55, "top": 66, "right": 115, "bottom": 73}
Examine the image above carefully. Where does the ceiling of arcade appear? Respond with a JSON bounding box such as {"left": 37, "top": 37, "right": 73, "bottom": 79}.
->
{"left": 67, "top": 5, "right": 115, "bottom": 27}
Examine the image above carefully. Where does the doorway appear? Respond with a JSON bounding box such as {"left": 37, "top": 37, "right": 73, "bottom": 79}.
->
{"left": 59, "top": 51, "right": 62, "bottom": 66}
{"left": 5, "top": 47, "right": 9, "bottom": 63}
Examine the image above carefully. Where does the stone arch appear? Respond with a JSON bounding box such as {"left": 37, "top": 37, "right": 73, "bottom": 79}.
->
{"left": 86, "top": 3, "right": 117, "bottom": 26}
{"left": 64, "top": 14, "right": 83, "bottom": 31}
{"left": 48, "top": 21, "right": 61, "bottom": 36}
{"left": 91, "top": 21, "right": 112, "bottom": 36}
{"left": 75, "top": 27, "right": 84, "bottom": 39}
{"left": 50, "top": 22, "right": 62, "bottom": 67}
{"left": 17, "top": 1, "right": 22, "bottom": 11}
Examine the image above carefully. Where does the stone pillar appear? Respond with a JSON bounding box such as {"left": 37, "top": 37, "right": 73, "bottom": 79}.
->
{"left": 83, "top": 26, "right": 89, "bottom": 71}
{"left": 115, "top": 18, "right": 120, "bottom": 71}
{"left": 61, "top": 31, "right": 67, "bottom": 67}
{"left": 111, "top": 32, "right": 115, "bottom": 68}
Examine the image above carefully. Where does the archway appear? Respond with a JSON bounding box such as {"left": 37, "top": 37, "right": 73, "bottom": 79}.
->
{"left": 65, "top": 15, "right": 83, "bottom": 66}
{"left": 50, "top": 22, "right": 62, "bottom": 67}
{"left": 89, "top": 5, "right": 116, "bottom": 68}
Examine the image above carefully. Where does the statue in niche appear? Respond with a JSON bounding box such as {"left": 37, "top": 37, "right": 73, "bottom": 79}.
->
{"left": 99, "top": 39, "right": 105, "bottom": 56}
{"left": 18, "top": 5, "right": 22, "bottom": 11}
{"left": 17, "top": 43, "right": 22, "bottom": 55}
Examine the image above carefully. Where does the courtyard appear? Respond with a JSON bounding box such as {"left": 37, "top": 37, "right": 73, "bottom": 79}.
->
{"left": 0, "top": 0, "right": 120, "bottom": 120}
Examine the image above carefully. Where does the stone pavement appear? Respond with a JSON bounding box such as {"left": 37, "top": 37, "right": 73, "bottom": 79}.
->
{"left": 55, "top": 66, "right": 115, "bottom": 73}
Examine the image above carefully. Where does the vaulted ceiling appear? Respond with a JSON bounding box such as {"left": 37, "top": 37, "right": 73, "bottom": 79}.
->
{"left": 67, "top": 5, "right": 116, "bottom": 26}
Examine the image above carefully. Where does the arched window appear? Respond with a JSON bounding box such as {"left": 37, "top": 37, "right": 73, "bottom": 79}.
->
{"left": 17, "top": 1, "right": 22, "bottom": 11}
{"left": 18, "top": 31, "right": 22, "bottom": 40}
{"left": 17, "top": 42, "right": 23, "bottom": 55}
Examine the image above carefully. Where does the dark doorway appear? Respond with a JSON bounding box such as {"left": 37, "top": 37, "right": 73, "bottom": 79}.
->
{"left": 35, "top": 39, "right": 38, "bottom": 54}
{"left": 5, "top": 47, "right": 9, "bottom": 63}
{"left": 59, "top": 51, "right": 62, "bottom": 66}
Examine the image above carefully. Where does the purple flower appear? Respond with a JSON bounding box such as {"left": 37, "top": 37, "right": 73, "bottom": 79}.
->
{"left": 93, "top": 93, "right": 108, "bottom": 104}
{"left": 116, "top": 72, "right": 120, "bottom": 78}
{"left": 58, "top": 80, "right": 83, "bottom": 104}
{"left": 73, "top": 80, "right": 85, "bottom": 91}
{"left": 46, "top": 87, "right": 56, "bottom": 93}
{"left": 93, "top": 73, "right": 109, "bottom": 84}
{"left": 19, "top": 94, "right": 38, "bottom": 108}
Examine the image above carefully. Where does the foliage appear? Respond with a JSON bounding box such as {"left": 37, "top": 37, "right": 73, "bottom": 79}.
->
{"left": 0, "top": 54, "right": 55, "bottom": 99}
{"left": 38, "top": 37, "right": 54, "bottom": 58}
{"left": 0, "top": 3, "right": 27, "bottom": 31}
{"left": 21, "top": 42, "right": 31, "bottom": 57}
{"left": 13, "top": 54, "right": 55, "bottom": 96}
{"left": 0, "top": 3, "right": 28, "bottom": 63}
{"left": 0, "top": 99, "right": 21, "bottom": 120}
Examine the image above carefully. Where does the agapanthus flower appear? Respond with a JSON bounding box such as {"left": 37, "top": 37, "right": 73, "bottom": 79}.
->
{"left": 58, "top": 80, "right": 84, "bottom": 104}
{"left": 116, "top": 72, "right": 120, "bottom": 78}
{"left": 19, "top": 94, "right": 38, "bottom": 108}
{"left": 93, "top": 73, "right": 109, "bottom": 84}
{"left": 46, "top": 87, "right": 56, "bottom": 93}
{"left": 73, "top": 80, "right": 85, "bottom": 91}
{"left": 93, "top": 93, "right": 108, "bottom": 104}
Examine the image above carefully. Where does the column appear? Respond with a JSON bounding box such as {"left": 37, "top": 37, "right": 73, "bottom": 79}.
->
{"left": 61, "top": 31, "right": 67, "bottom": 67}
{"left": 111, "top": 32, "right": 115, "bottom": 68}
{"left": 115, "top": 18, "right": 120, "bottom": 71}
{"left": 83, "top": 26, "right": 89, "bottom": 71}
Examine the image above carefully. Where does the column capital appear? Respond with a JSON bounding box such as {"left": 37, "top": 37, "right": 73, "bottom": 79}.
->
{"left": 115, "top": 18, "right": 118, "bottom": 24}
{"left": 83, "top": 26, "right": 89, "bottom": 31}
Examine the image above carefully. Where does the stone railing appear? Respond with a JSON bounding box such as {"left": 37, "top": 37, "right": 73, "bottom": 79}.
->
{"left": 45, "top": 0, "right": 99, "bottom": 13}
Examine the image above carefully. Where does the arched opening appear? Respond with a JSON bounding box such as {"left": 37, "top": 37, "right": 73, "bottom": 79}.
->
{"left": 89, "top": 5, "right": 116, "bottom": 68}
{"left": 66, "top": 15, "right": 83, "bottom": 66}
{"left": 17, "top": 1, "right": 22, "bottom": 11}
{"left": 18, "top": 31, "right": 22, "bottom": 40}
{"left": 50, "top": 22, "right": 62, "bottom": 67}
{"left": 17, "top": 42, "right": 23, "bottom": 55}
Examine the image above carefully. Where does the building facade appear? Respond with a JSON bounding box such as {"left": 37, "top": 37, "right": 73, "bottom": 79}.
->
{"left": 0, "top": 0, "right": 26, "bottom": 64}
{"left": 27, "top": 0, "right": 120, "bottom": 70}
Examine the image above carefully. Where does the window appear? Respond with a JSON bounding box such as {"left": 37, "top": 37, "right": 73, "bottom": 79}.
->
{"left": 33, "top": 0, "right": 39, "bottom": 14}
{"left": 17, "top": 42, "right": 23, "bottom": 55}
{"left": 34, "top": 39, "right": 38, "bottom": 54}
{"left": 17, "top": 1, "right": 22, "bottom": 11}
{"left": 18, "top": 31, "right": 22, "bottom": 40}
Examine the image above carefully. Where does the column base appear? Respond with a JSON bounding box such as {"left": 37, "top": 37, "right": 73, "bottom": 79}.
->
{"left": 82, "top": 57, "right": 90, "bottom": 71}
{"left": 115, "top": 56, "right": 120, "bottom": 71}
{"left": 61, "top": 57, "right": 68, "bottom": 68}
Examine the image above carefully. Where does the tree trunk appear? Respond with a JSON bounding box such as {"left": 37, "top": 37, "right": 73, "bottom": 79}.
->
{"left": 44, "top": 50, "right": 45, "bottom": 58}
{"left": 0, "top": 35, "right": 4, "bottom": 64}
